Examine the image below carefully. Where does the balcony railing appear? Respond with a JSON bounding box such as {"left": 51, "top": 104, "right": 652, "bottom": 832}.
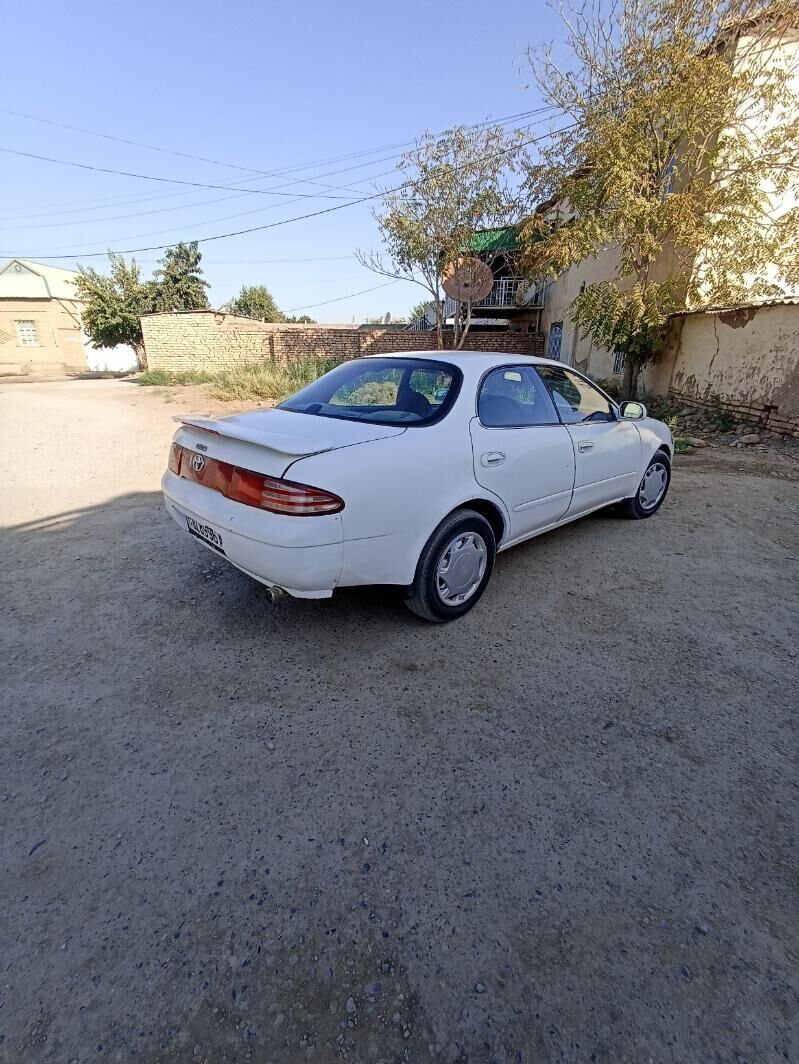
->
{"left": 405, "top": 278, "right": 549, "bottom": 331}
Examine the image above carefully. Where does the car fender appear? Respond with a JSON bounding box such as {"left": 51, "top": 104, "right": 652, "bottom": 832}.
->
{"left": 636, "top": 418, "right": 673, "bottom": 475}
{"left": 286, "top": 425, "right": 508, "bottom": 587}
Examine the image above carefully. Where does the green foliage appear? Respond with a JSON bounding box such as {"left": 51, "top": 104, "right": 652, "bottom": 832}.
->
{"left": 284, "top": 314, "right": 316, "bottom": 324}
{"left": 571, "top": 282, "right": 668, "bottom": 381}
{"left": 152, "top": 242, "right": 210, "bottom": 312}
{"left": 225, "top": 284, "right": 284, "bottom": 322}
{"left": 664, "top": 415, "right": 695, "bottom": 453}
{"left": 521, "top": 0, "right": 799, "bottom": 397}
{"left": 408, "top": 299, "right": 433, "bottom": 323}
{"left": 75, "top": 253, "right": 155, "bottom": 371}
{"left": 359, "top": 125, "right": 527, "bottom": 347}
{"left": 591, "top": 376, "right": 623, "bottom": 400}
{"left": 77, "top": 242, "right": 211, "bottom": 370}
{"left": 137, "top": 368, "right": 215, "bottom": 386}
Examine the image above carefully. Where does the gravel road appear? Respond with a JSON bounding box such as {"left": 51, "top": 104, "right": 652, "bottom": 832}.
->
{"left": 2, "top": 379, "right": 797, "bottom": 1064}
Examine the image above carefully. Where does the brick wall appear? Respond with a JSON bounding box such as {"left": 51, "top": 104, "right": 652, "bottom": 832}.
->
{"left": 140, "top": 311, "right": 544, "bottom": 371}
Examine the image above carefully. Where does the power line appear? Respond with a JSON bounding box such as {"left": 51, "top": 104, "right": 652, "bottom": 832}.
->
{"left": 285, "top": 280, "right": 400, "bottom": 312}
{"left": 0, "top": 164, "right": 402, "bottom": 234}
{"left": 5, "top": 123, "right": 575, "bottom": 260}
{"left": 133, "top": 255, "right": 356, "bottom": 264}
{"left": 0, "top": 105, "right": 559, "bottom": 222}
{"left": 0, "top": 146, "right": 365, "bottom": 200}
{"left": 0, "top": 106, "right": 264, "bottom": 175}
{"left": 0, "top": 153, "right": 404, "bottom": 224}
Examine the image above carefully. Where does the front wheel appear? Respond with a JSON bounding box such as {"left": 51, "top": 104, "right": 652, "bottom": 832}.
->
{"left": 405, "top": 509, "right": 496, "bottom": 623}
{"left": 623, "top": 450, "right": 671, "bottom": 519}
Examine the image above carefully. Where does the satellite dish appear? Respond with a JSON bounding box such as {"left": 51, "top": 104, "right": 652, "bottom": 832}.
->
{"left": 383, "top": 312, "right": 391, "bottom": 324}
{"left": 442, "top": 256, "right": 494, "bottom": 302}
{"left": 516, "top": 279, "right": 539, "bottom": 306}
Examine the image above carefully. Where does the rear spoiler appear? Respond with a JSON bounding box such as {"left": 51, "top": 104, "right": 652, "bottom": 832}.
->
{"left": 173, "top": 415, "right": 327, "bottom": 456}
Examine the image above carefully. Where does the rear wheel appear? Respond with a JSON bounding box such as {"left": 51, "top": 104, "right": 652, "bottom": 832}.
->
{"left": 623, "top": 450, "right": 671, "bottom": 519}
{"left": 405, "top": 509, "right": 496, "bottom": 623}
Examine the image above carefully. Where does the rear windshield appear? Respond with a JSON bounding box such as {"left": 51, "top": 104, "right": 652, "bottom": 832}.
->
{"left": 279, "top": 357, "right": 461, "bottom": 426}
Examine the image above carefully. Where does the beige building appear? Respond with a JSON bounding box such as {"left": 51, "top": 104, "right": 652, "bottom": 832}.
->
{"left": 0, "top": 259, "right": 88, "bottom": 375}
{"left": 538, "top": 21, "right": 799, "bottom": 395}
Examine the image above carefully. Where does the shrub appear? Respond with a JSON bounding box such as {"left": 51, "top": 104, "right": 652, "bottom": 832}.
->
{"left": 592, "top": 376, "right": 622, "bottom": 400}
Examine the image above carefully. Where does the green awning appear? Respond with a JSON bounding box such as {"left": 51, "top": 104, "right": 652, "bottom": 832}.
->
{"left": 465, "top": 226, "right": 520, "bottom": 254}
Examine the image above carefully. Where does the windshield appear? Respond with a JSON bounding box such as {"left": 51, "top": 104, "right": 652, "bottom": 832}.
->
{"left": 279, "top": 357, "right": 461, "bottom": 426}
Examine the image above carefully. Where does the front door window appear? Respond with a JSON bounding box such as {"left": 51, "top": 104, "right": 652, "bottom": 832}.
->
{"left": 535, "top": 366, "right": 615, "bottom": 424}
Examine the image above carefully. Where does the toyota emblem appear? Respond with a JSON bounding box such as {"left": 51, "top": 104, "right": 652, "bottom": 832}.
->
{"left": 191, "top": 452, "right": 206, "bottom": 473}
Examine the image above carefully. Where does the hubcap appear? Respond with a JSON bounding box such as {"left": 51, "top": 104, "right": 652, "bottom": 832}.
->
{"left": 639, "top": 461, "right": 668, "bottom": 510}
{"left": 436, "top": 532, "right": 487, "bottom": 606}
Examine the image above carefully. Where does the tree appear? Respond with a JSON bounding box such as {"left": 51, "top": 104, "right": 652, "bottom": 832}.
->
{"left": 520, "top": 0, "right": 799, "bottom": 397}
{"left": 76, "top": 243, "right": 216, "bottom": 369}
{"left": 408, "top": 298, "right": 434, "bottom": 325}
{"left": 75, "top": 253, "right": 155, "bottom": 371}
{"left": 225, "top": 284, "right": 285, "bottom": 322}
{"left": 358, "top": 125, "right": 528, "bottom": 348}
{"left": 284, "top": 314, "right": 316, "bottom": 324}
{"left": 152, "top": 241, "right": 210, "bottom": 312}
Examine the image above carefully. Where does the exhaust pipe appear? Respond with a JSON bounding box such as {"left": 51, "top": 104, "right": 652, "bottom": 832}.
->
{"left": 265, "top": 585, "right": 286, "bottom": 604}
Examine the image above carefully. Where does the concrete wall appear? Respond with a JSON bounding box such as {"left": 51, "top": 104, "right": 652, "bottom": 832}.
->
{"left": 141, "top": 312, "right": 544, "bottom": 370}
{"left": 650, "top": 302, "right": 799, "bottom": 436}
{"left": 0, "top": 298, "right": 88, "bottom": 375}
{"left": 539, "top": 247, "right": 622, "bottom": 376}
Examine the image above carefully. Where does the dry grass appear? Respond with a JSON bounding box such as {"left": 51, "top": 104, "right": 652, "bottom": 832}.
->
{"left": 137, "top": 360, "right": 341, "bottom": 401}
{"left": 138, "top": 368, "right": 215, "bottom": 386}
{"left": 208, "top": 359, "right": 342, "bottom": 402}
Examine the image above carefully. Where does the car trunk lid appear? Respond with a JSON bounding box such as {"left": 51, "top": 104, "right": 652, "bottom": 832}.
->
{"left": 175, "top": 408, "right": 406, "bottom": 477}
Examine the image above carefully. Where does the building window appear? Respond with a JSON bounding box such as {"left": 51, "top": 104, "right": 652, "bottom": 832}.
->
{"left": 16, "top": 320, "right": 39, "bottom": 347}
{"left": 547, "top": 321, "right": 563, "bottom": 361}
{"left": 613, "top": 351, "right": 626, "bottom": 375}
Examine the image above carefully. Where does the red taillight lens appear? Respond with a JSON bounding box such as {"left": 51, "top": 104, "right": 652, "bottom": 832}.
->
{"left": 229, "top": 469, "right": 344, "bottom": 515}
{"left": 168, "top": 442, "right": 183, "bottom": 474}
{"left": 229, "top": 467, "right": 266, "bottom": 508}
{"left": 171, "top": 447, "right": 343, "bottom": 516}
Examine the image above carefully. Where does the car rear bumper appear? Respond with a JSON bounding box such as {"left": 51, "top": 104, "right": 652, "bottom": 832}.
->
{"left": 162, "top": 472, "right": 342, "bottom": 598}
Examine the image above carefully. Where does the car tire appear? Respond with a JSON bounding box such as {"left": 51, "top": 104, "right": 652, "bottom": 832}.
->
{"left": 623, "top": 449, "right": 672, "bottom": 519}
{"left": 405, "top": 508, "right": 496, "bottom": 623}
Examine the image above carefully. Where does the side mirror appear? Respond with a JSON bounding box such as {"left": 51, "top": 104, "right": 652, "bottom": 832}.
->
{"left": 619, "top": 400, "right": 647, "bottom": 420}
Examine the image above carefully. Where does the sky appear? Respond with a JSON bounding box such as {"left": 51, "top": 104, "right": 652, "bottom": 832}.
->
{"left": 0, "top": 0, "right": 564, "bottom": 322}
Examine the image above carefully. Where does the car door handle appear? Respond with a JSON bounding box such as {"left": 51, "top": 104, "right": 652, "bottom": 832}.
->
{"left": 578, "top": 441, "right": 595, "bottom": 452}
{"left": 481, "top": 451, "right": 506, "bottom": 467}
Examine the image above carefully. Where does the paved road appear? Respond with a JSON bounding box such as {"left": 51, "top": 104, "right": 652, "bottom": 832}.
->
{"left": 2, "top": 380, "right": 798, "bottom": 1064}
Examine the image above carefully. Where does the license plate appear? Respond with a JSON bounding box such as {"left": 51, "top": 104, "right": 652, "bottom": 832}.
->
{"left": 185, "top": 514, "right": 226, "bottom": 555}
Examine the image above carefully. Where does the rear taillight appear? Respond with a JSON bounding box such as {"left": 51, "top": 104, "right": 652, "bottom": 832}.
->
{"left": 228, "top": 468, "right": 343, "bottom": 515}
{"left": 168, "top": 442, "right": 183, "bottom": 474}
{"left": 168, "top": 443, "right": 343, "bottom": 516}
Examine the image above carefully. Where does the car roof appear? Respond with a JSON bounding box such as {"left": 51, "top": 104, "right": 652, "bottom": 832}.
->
{"left": 365, "top": 350, "right": 562, "bottom": 372}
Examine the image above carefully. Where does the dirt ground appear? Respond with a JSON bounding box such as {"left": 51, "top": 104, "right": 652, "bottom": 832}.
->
{"left": 2, "top": 379, "right": 797, "bottom": 1064}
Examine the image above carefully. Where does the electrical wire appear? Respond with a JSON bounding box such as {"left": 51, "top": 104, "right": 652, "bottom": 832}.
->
{"left": 285, "top": 280, "right": 399, "bottom": 312}
{"left": 0, "top": 146, "right": 366, "bottom": 200}
{"left": 3, "top": 122, "right": 575, "bottom": 260}
{"left": 0, "top": 105, "right": 560, "bottom": 221}
{"left": 0, "top": 164, "right": 401, "bottom": 234}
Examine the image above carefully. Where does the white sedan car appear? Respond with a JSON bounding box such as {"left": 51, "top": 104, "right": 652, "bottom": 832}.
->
{"left": 162, "top": 352, "right": 672, "bottom": 622}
